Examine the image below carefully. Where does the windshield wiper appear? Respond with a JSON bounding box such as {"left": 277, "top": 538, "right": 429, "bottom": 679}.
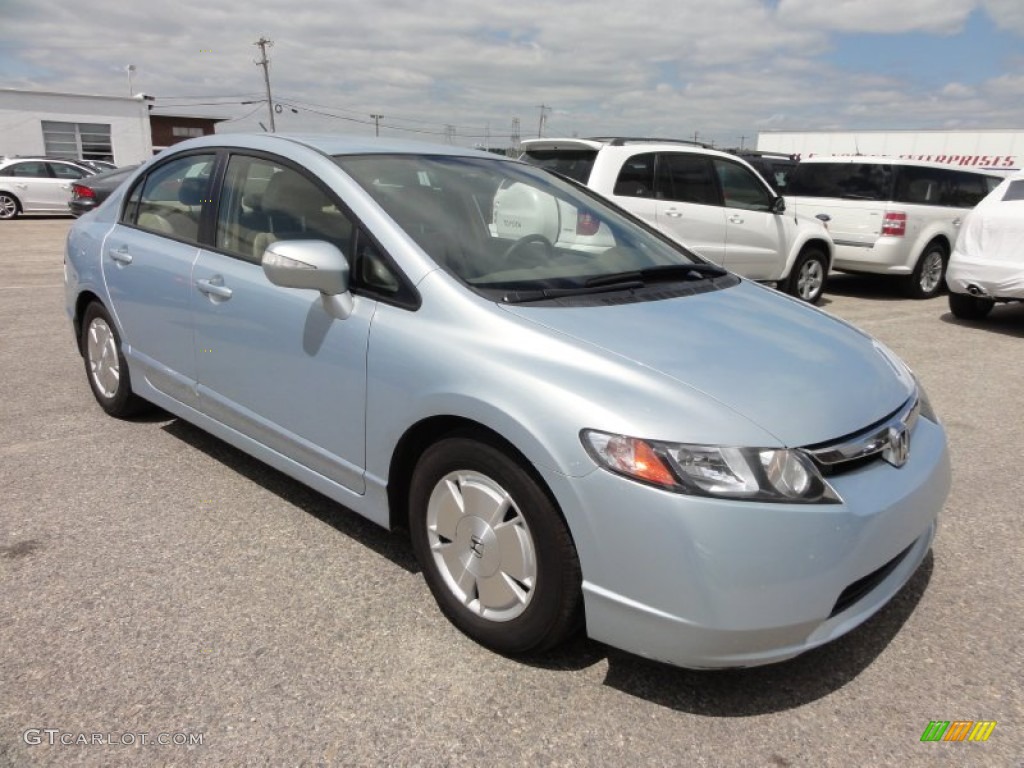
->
{"left": 503, "top": 280, "right": 645, "bottom": 304}
{"left": 585, "top": 262, "right": 727, "bottom": 288}
{"left": 502, "top": 263, "right": 727, "bottom": 304}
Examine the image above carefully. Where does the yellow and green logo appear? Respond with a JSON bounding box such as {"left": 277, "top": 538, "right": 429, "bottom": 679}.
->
{"left": 920, "top": 721, "right": 996, "bottom": 742}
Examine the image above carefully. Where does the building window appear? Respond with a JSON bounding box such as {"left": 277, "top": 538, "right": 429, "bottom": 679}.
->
{"left": 171, "top": 126, "right": 205, "bottom": 138}
{"left": 41, "top": 121, "right": 113, "bottom": 161}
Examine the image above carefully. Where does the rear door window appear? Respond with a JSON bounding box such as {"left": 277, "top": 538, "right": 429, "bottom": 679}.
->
{"left": 519, "top": 150, "right": 597, "bottom": 184}
{"left": 613, "top": 153, "right": 656, "bottom": 198}
{"left": 787, "top": 162, "right": 894, "bottom": 201}
{"left": 122, "top": 153, "right": 215, "bottom": 243}
{"left": 1003, "top": 180, "right": 1024, "bottom": 201}
{"left": 656, "top": 153, "right": 719, "bottom": 205}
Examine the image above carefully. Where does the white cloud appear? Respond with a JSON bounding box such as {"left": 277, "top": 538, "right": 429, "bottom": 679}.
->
{"left": 776, "top": 0, "right": 975, "bottom": 34}
{"left": 0, "top": 0, "right": 1021, "bottom": 148}
{"left": 984, "top": 0, "right": 1024, "bottom": 33}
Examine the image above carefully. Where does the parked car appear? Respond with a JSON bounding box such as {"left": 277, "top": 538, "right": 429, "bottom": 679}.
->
{"left": 65, "top": 133, "right": 950, "bottom": 669}
{"left": 69, "top": 164, "right": 140, "bottom": 217}
{"left": 784, "top": 157, "right": 1003, "bottom": 298}
{"left": 516, "top": 137, "right": 834, "bottom": 303}
{"left": 74, "top": 159, "right": 118, "bottom": 173}
{"left": 946, "top": 172, "right": 1024, "bottom": 319}
{"left": 0, "top": 157, "right": 94, "bottom": 218}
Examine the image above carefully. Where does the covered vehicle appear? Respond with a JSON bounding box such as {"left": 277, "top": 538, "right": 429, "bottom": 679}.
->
{"left": 946, "top": 172, "right": 1024, "bottom": 319}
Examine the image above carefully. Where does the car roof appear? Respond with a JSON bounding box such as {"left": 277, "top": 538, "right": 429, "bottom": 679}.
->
{"left": 165, "top": 132, "right": 499, "bottom": 159}
{"left": 519, "top": 137, "right": 744, "bottom": 163}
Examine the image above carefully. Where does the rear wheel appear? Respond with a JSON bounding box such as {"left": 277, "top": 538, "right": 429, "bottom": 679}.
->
{"left": 409, "top": 435, "right": 582, "bottom": 655}
{"left": 948, "top": 291, "right": 994, "bottom": 320}
{"left": 80, "top": 302, "right": 149, "bottom": 417}
{"left": 784, "top": 247, "right": 828, "bottom": 304}
{"left": 0, "top": 193, "right": 19, "bottom": 219}
{"left": 904, "top": 243, "right": 947, "bottom": 299}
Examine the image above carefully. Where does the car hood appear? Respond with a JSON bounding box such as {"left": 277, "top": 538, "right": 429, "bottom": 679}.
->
{"left": 500, "top": 281, "right": 914, "bottom": 447}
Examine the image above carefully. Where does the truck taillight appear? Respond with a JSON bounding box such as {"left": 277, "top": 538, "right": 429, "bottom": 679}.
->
{"left": 881, "top": 211, "right": 906, "bottom": 237}
{"left": 577, "top": 212, "right": 600, "bottom": 236}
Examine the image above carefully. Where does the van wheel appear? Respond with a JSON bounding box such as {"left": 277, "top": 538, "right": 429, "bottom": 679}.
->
{"left": 904, "top": 243, "right": 947, "bottom": 299}
{"left": 409, "top": 435, "right": 582, "bottom": 655}
{"left": 784, "top": 247, "right": 828, "bottom": 304}
{"left": 948, "top": 292, "right": 994, "bottom": 320}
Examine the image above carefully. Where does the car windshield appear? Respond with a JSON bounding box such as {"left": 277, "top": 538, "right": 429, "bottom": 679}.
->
{"left": 334, "top": 154, "right": 708, "bottom": 302}
{"left": 787, "top": 162, "right": 894, "bottom": 200}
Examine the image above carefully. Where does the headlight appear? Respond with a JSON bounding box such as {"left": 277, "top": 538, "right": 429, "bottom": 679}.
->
{"left": 581, "top": 430, "right": 840, "bottom": 504}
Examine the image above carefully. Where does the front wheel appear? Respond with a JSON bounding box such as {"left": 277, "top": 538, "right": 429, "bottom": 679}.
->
{"left": 948, "top": 291, "right": 994, "bottom": 320}
{"left": 904, "top": 243, "right": 947, "bottom": 299}
{"left": 784, "top": 247, "right": 828, "bottom": 304}
{"left": 409, "top": 436, "right": 582, "bottom": 655}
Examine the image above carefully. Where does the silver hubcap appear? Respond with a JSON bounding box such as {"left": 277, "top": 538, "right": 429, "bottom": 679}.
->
{"left": 920, "top": 251, "right": 944, "bottom": 293}
{"left": 0, "top": 196, "right": 16, "bottom": 218}
{"left": 797, "top": 259, "right": 824, "bottom": 300}
{"left": 426, "top": 471, "right": 537, "bottom": 621}
{"left": 86, "top": 318, "right": 120, "bottom": 399}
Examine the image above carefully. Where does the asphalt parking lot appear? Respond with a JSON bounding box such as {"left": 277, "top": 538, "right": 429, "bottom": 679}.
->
{"left": 1, "top": 217, "right": 1021, "bottom": 768}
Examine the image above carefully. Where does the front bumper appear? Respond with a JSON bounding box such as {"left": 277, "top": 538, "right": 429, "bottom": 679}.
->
{"left": 542, "top": 415, "right": 950, "bottom": 669}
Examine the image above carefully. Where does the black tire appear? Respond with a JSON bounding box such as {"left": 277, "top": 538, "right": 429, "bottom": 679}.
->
{"left": 783, "top": 247, "right": 828, "bottom": 304}
{"left": 903, "top": 242, "right": 948, "bottom": 299}
{"left": 409, "top": 435, "right": 582, "bottom": 655}
{"left": 0, "top": 192, "right": 20, "bottom": 220}
{"left": 80, "top": 302, "right": 150, "bottom": 418}
{"left": 948, "top": 291, "right": 994, "bottom": 320}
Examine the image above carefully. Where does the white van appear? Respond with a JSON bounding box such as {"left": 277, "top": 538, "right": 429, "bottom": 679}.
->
{"left": 784, "top": 157, "right": 1002, "bottom": 298}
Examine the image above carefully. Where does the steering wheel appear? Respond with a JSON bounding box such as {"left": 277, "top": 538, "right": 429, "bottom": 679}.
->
{"left": 501, "top": 233, "right": 555, "bottom": 264}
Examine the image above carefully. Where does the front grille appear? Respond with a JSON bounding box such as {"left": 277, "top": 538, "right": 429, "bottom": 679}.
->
{"left": 829, "top": 542, "right": 914, "bottom": 618}
{"left": 805, "top": 396, "right": 919, "bottom": 478}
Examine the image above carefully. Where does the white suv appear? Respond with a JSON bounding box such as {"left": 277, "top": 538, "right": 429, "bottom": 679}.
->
{"left": 784, "top": 156, "right": 1002, "bottom": 299}
{"left": 516, "top": 138, "right": 834, "bottom": 303}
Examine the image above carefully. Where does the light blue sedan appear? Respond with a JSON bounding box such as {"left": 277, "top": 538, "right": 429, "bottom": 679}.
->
{"left": 65, "top": 134, "right": 950, "bottom": 668}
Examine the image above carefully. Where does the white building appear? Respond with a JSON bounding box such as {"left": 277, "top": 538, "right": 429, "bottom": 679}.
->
{"left": 0, "top": 88, "right": 153, "bottom": 165}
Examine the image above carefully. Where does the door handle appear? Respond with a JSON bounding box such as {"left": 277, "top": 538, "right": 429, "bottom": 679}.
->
{"left": 664, "top": 210, "right": 683, "bottom": 218}
{"left": 952, "top": 217, "right": 962, "bottom": 227}
{"left": 196, "top": 278, "right": 233, "bottom": 299}
{"left": 728, "top": 215, "right": 745, "bottom": 224}
{"left": 109, "top": 247, "right": 133, "bottom": 265}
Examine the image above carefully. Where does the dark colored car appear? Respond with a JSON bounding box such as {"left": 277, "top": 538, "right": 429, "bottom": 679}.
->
{"left": 69, "top": 165, "right": 139, "bottom": 217}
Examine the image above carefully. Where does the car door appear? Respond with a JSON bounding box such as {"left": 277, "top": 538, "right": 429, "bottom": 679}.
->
{"left": 1, "top": 161, "right": 53, "bottom": 211}
{"left": 47, "top": 162, "right": 90, "bottom": 210}
{"left": 101, "top": 152, "right": 216, "bottom": 408}
{"left": 651, "top": 152, "right": 727, "bottom": 264}
{"left": 712, "top": 158, "right": 787, "bottom": 280}
{"left": 192, "top": 153, "right": 374, "bottom": 494}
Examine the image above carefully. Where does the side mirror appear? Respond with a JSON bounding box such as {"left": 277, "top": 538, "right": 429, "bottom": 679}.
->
{"left": 771, "top": 196, "right": 786, "bottom": 215}
{"left": 262, "top": 240, "right": 354, "bottom": 319}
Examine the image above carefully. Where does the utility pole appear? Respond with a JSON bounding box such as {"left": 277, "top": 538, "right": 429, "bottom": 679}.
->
{"left": 126, "top": 64, "right": 136, "bottom": 97}
{"left": 537, "top": 104, "right": 550, "bottom": 138}
{"left": 254, "top": 37, "right": 276, "bottom": 133}
{"left": 739, "top": 135, "right": 747, "bottom": 150}
{"left": 444, "top": 124, "right": 456, "bottom": 144}
{"left": 510, "top": 117, "right": 521, "bottom": 156}
{"left": 370, "top": 114, "right": 383, "bottom": 137}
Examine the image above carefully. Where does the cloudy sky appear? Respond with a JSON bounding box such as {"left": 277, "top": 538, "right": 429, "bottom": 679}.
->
{"left": 2, "top": 0, "right": 1023, "bottom": 149}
